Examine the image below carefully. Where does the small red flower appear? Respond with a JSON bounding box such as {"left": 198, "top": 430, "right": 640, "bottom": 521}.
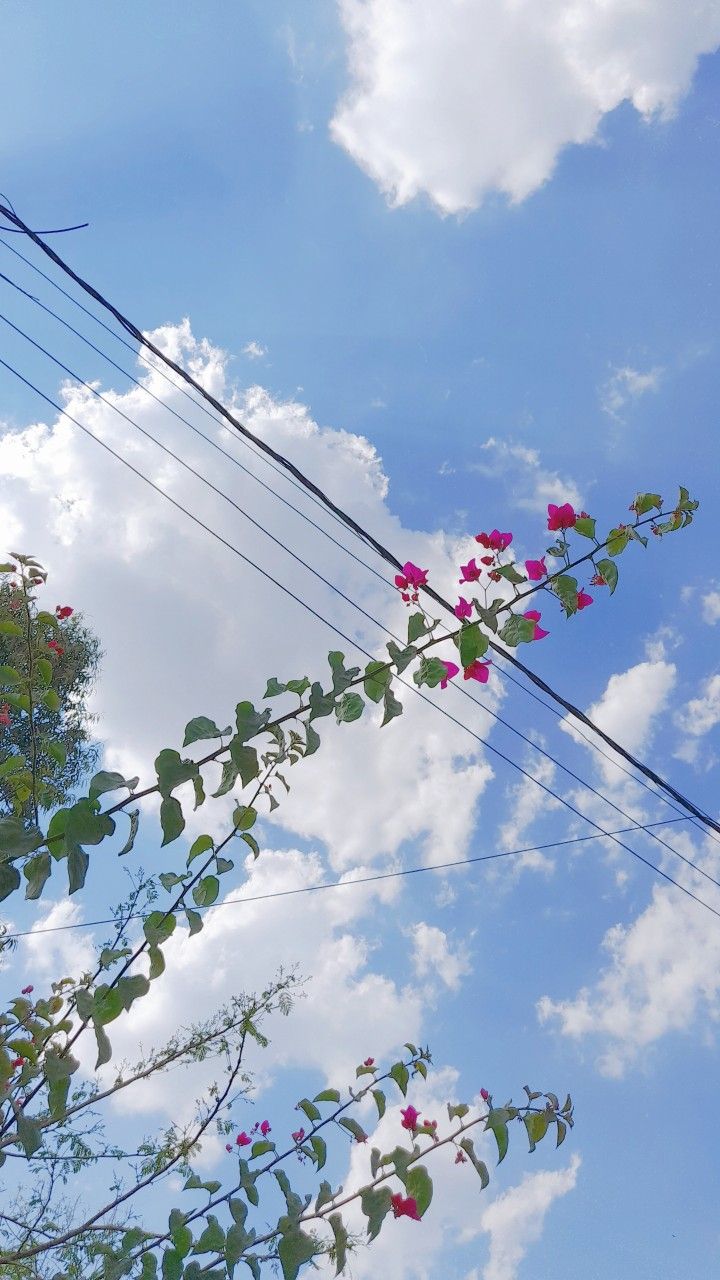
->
{"left": 21, "top": 985, "right": 33, "bottom": 995}
{"left": 259, "top": 1119, "right": 271, "bottom": 1136}
{"left": 590, "top": 573, "right": 606, "bottom": 587}
{"left": 487, "top": 570, "right": 501, "bottom": 582}
{"left": 47, "top": 640, "right": 64, "bottom": 656}
{"left": 0, "top": 704, "right": 10, "bottom": 728}
{"left": 55, "top": 606, "right": 74, "bottom": 619}
{"left": 291, "top": 1128, "right": 305, "bottom": 1143}
{"left": 479, "top": 555, "right": 494, "bottom": 566}
{"left": 464, "top": 660, "right": 491, "bottom": 684}
{"left": 391, "top": 1192, "right": 421, "bottom": 1221}
{"left": 459, "top": 558, "right": 482, "bottom": 584}
{"left": 454, "top": 597, "right": 472, "bottom": 621}
{"left": 455, "top": 1150, "right": 467, "bottom": 1163}
{"left": 236, "top": 1131, "right": 251, "bottom": 1147}
{"left": 480, "top": 1088, "right": 490, "bottom": 1103}
{"left": 364, "top": 1057, "right": 375, "bottom": 1067}
{"left": 11, "top": 1057, "right": 25, "bottom": 1069}
{"left": 576, "top": 590, "right": 593, "bottom": 610}
{"left": 225, "top": 1143, "right": 233, "bottom": 1152}
{"left": 547, "top": 502, "right": 577, "bottom": 532}
{"left": 400, "top": 1104, "right": 420, "bottom": 1131}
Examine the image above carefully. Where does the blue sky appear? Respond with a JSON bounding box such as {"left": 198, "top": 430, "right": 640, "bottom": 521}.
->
{"left": 2, "top": 3, "right": 720, "bottom": 1277}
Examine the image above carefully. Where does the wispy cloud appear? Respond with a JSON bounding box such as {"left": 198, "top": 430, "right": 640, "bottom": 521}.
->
{"left": 241, "top": 340, "right": 268, "bottom": 361}
{"left": 600, "top": 365, "right": 663, "bottom": 421}
{"left": 470, "top": 437, "right": 583, "bottom": 514}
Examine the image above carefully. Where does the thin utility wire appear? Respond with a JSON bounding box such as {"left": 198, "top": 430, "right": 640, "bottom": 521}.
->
{"left": 0, "top": 819, "right": 691, "bottom": 942}
{"left": 1, "top": 356, "right": 719, "bottom": 924}
{"left": 1, "top": 308, "right": 717, "bottom": 896}
{"left": 0, "top": 212, "right": 716, "bottom": 837}
{"left": 0, "top": 259, "right": 710, "bottom": 854}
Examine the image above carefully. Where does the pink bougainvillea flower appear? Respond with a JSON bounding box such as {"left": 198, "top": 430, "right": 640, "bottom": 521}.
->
{"left": 236, "top": 1132, "right": 251, "bottom": 1147}
{"left": 55, "top": 605, "right": 73, "bottom": 619}
{"left": 479, "top": 554, "right": 495, "bottom": 566}
{"left": 11, "top": 1058, "right": 25, "bottom": 1069}
{"left": 590, "top": 573, "right": 606, "bottom": 587}
{"left": 475, "top": 531, "right": 492, "bottom": 548}
{"left": 454, "top": 596, "right": 472, "bottom": 621}
{"left": 524, "top": 557, "right": 547, "bottom": 581}
{"left": 21, "top": 985, "right": 33, "bottom": 995}
{"left": 480, "top": 1088, "right": 490, "bottom": 1103}
{"left": 439, "top": 660, "right": 460, "bottom": 690}
{"left": 578, "top": 511, "right": 590, "bottom": 520}
{"left": 291, "top": 1128, "right": 305, "bottom": 1143}
{"left": 464, "top": 660, "right": 491, "bottom": 684}
{"left": 47, "top": 641, "right": 64, "bottom": 656}
{"left": 395, "top": 562, "right": 428, "bottom": 592}
{"left": 225, "top": 1143, "right": 233, "bottom": 1152}
{"left": 400, "top": 1104, "right": 420, "bottom": 1131}
{"left": 455, "top": 1150, "right": 467, "bottom": 1164}
{"left": 547, "top": 502, "right": 577, "bottom": 532}
{"left": 0, "top": 704, "right": 10, "bottom": 727}
{"left": 459, "top": 558, "right": 482, "bottom": 584}
{"left": 488, "top": 570, "right": 501, "bottom": 582}
{"left": 391, "top": 1193, "right": 422, "bottom": 1221}
{"left": 488, "top": 529, "right": 513, "bottom": 551}
{"left": 259, "top": 1119, "right": 271, "bottom": 1136}
{"left": 576, "top": 590, "right": 593, "bottom": 610}
{"left": 523, "top": 610, "right": 549, "bottom": 641}
{"left": 364, "top": 1057, "right": 375, "bottom": 1067}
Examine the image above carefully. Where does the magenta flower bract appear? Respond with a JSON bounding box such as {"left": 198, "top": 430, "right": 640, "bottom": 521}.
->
{"left": 400, "top": 1104, "right": 420, "bottom": 1131}
{"left": 454, "top": 596, "right": 472, "bottom": 620}
{"left": 391, "top": 1192, "right": 422, "bottom": 1221}
{"left": 576, "top": 590, "right": 593, "bottom": 610}
{"left": 547, "top": 502, "right": 577, "bottom": 532}
{"left": 524, "top": 557, "right": 547, "bottom": 581}
{"left": 440, "top": 661, "right": 460, "bottom": 690}
{"left": 463, "top": 660, "right": 491, "bottom": 684}
{"left": 523, "top": 609, "right": 549, "bottom": 641}
{"left": 459, "top": 558, "right": 482, "bottom": 584}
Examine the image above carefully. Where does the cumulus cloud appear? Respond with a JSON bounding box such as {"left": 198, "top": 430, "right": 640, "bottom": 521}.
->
{"left": 479, "top": 1155, "right": 581, "bottom": 1280}
{"left": 701, "top": 590, "right": 720, "bottom": 625}
{"left": 675, "top": 673, "right": 720, "bottom": 738}
{"left": 562, "top": 658, "right": 676, "bottom": 790}
{"left": 241, "top": 341, "right": 268, "bottom": 360}
{"left": 469, "top": 438, "right": 583, "bottom": 516}
{"left": 408, "top": 920, "right": 471, "bottom": 990}
{"left": 0, "top": 318, "right": 495, "bottom": 873}
{"left": 331, "top": 0, "right": 720, "bottom": 213}
{"left": 600, "top": 364, "right": 663, "bottom": 421}
{"left": 497, "top": 753, "right": 562, "bottom": 868}
{"left": 538, "top": 836, "right": 720, "bottom": 1075}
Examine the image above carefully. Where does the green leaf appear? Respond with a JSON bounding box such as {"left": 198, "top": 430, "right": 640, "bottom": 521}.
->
{"left": 405, "top": 1165, "right": 433, "bottom": 1217}
{"left": 309, "top": 681, "right": 335, "bottom": 721}
{"left": 40, "top": 687, "right": 60, "bottom": 712}
{"left": 595, "top": 558, "right": 619, "bottom": 595}
{"left": 183, "top": 716, "right": 230, "bottom": 746}
{"left": 381, "top": 685, "right": 403, "bottom": 727}
{"left": 155, "top": 748, "right": 198, "bottom": 797}
{"left": 328, "top": 651, "right": 360, "bottom": 695}
{"left": 278, "top": 1228, "right": 316, "bottom": 1280}
{"left": 0, "top": 817, "right": 43, "bottom": 858}
{"left": 185, "top": 908, "right": 203, "bottom": 936}
{"left": 48, "top": 1075, "right": 70, "bottom": 1122}
{"left": 233, "top": 804, "right": 256, "bottom": 831}
{"left": 386, "top": 640, "right": 416, "bottom": 673}
{"left": 193, "top": 1215, "right": 225, "bottom": 1254}
{"left": 632, "top": 492, "right": 662, "bottom": 515}
{"left": 459, "top": 623, "right": 489, "bottom": 667}
{"left": 335, "top": 691, "right": 364, "bottom": 723}
{"left": 46, "top": 739, "right": 67, "bottom": 767}
{"left": 313, "top": 1088, "right": 341, "bottom": 1104}
{"left": 250, "top": 1139, "right": 274, "bottom": 1158}
{"left": 315, "top": 1180, "right": 334, "bottom": 1212}
{"left": 555, "top": 1117, "right": 567, "bottom": 1147}
{"left": 192, "top": 876, "right": 219, "bottom": 908}
{"left": 309, "top": 1134, "right": 327, "bottom": 1170}
{"left": 16, "top": 1111, "right": 42, "bottom": 1157}
{"left": 65, "top": 799, "right": 115, "bottom": 848}
{"left": 89, "top": 770, "right": 138, "bottom": 801}
{"left": 187, "top": 833, "right": 214, "bottom": 864}
{"left": 523, "top": 1109, "right": 550, "bottom": 1152}
{"left": 549, "top": 574, "right": 579, "bottom": 618}
{"left": 160, "top": 796, "right": 185, "bottom": 847}
{"left": 407, "top": 612, "right": 428, "bottom": 643}
{"left": 118, "top": 809, "right": 140, "bottom": 857}
{"left": 494, "top": 563, "right": 526, "bottom": 585}
{"left": 35, "top": 657, "right": 52, "bottom": 685}
{"left": 413, "top": 656, "right": 448, "bottom": 688}
{"left": 229, "top": 740, "right": 260, "bottom": 786}
{"left": 235, "top": 701, "right": 271, "bottom": 743}
{"left": 339, "top": 1117, "right": 367, "bottom": 1143}
{"left": 0, "top": 619, "right": 23, "bottom": 637}
{"left": 389, "top": 1061, "right": 409, "bottom": 1096}
{"left": 265, "top": 677, "right": 288, "bottom": 697}
{"left": 606, "top": 527, "right": 630, "bottom": 557}
{"left": 67, "top": 844, "right": 89, "bottom": 894}
{"left": 304, "top": 723, "right": 321, "bottom": 756}
{"left": 485, "top": 1107, "right": 511, "bottom": 1163}
{"left": 360, "top": 1185, "right": 393, "bottom": 1241}
{"left": 459, "top": 1137, "right": 490, "bottom": 1187}
{"left": 447, "top": 1102, "right": 469, "bottom": 1121}
{"left": 162, "top": 1249, "right": 183, "bottom": 1280}
{"left": 23, "top": 852, "right": 51, "bottom": 900}
{"left": 212, "top": 758, "right": 239, "bottom": 798}
{"left": 371, "top": 1088, "right": 386, "bottom": 1119}
{"left": 143, "top": 911, "right": 177, "bottom": 946}
{"left": 297, "top": 1097, "right": 321, "bottom": 1123}
{"left": 328, "top": 1213, "right": 348, "bottom": 1275}
{"left": 497, "top": 613, "right": 536, "bottom": 646}
{"left": 275, "top": 1168, "right": 305, "bottom": 1220}
{"left": 240, "top": 831, "right": 260, "bottom": 858}
{"left": 0, "top": 663, "right": 23, "bottom": 685}
{"left": 574, "top": 516, "right": 596, "bottom": 539}
{"left": 363, "top": 661, "right": 391, "bottom": 703}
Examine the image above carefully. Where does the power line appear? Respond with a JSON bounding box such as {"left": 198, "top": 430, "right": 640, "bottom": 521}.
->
{"left": 2, "top": 310, "right": 718, "bottom": 896}
{"left": 1, "top": 357, "right": 719, "bottom": 924}
{"left": 0, "top": 258, "right": 711, "bottom": 858}
{"left": 0, "top": 209, "right": 716, "bottom": 838}
{"left": 0, "top": 819, "right": 691, "bottom": 942}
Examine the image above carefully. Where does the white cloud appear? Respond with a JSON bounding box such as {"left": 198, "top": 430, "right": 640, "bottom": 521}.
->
{"left": 21, "top": 899, "right": 95, "bottom": 980}
{"left": 562, "top": 659, "right": 676, "bottom": 790}
{"left": 600, "top": 364, "right": 663, "bottom": 420}
{"left": 479, "top": 1155, "right": 581, "bottom": 1280}
{"left": 0, "top": 319, "right": 495, "bottom": 873}
{"left": 331, "top": 0, "right": 720, "bottom": 213}
{"left": 675, "top": 673, "right": 720, "bottom": 738}
{"left": 497, "top": 754, "right": 562, "bottom": 868}
{"left": 701, "top": 590, "right": 720, "bottom": 625}
{"left": 241, "top": 341, "right": 268, "bottom": 360}
{"left": 471, "top": 438, "right": 583, "bottom": 516}
{"left": 538, "top": 837, "right": 720, "bottom": 1074}
{"left": 408, "top": 921, "right": 471, "bottom": 991}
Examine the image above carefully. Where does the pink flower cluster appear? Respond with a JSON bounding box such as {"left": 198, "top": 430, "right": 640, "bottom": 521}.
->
{"left": 394, "top": 561, "right": 428, "bottom": 604}
{"left": 225, "top": 1117, "right": 271, "bottom": 1153}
